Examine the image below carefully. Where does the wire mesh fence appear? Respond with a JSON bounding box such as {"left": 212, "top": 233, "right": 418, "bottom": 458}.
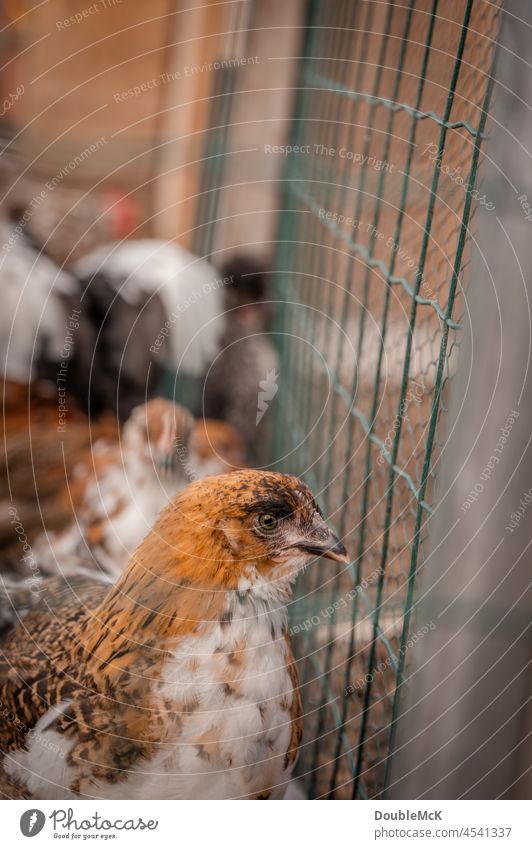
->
{"left": 272, "top": 0, "right": 501, "bottom": 799}
{"left": 195, "top": 0, "right": 502, "bottom": 798}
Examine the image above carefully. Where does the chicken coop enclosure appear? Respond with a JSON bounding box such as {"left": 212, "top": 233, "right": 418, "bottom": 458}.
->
{"left": 194, "top": 0, "right": 502, "bottom": 800}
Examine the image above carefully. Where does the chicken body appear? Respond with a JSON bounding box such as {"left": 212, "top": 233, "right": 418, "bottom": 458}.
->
{"left": 0, "top": 471, "right": 348, "bottom": 799}
{"left": 0, "top": 222, "right": 77, "bottom": 384}
{"left": 3, "top": 581, "right": 297, "bottom": 800}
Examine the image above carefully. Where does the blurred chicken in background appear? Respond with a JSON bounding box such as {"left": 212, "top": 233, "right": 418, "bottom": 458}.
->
{"left": 1, "top": 180, "right": 277, "bottom": 449}
{"left": 73, "top": 239, "right": 226, "bottom": 421}
{"left": 71, "top": 243, "right": 278, "bottom": 458}
{"left": 0, "top": 183, "right": 270, "bottom": 611}
{"left": 0, "top": 213, "right": 80, "bottom": 386}
{"left": 1, "top": 398, "right": 245, "bottom": 592}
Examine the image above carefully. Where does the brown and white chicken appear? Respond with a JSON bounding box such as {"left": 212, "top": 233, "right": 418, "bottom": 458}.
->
{"left": 32, "top": 398, "right": 246, "bottom": 581}
{"left": 0, "top": 470, "right": 347, "bottom": 799}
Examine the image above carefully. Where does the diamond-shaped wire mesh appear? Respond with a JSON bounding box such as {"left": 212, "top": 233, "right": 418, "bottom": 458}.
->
{"left": 271, "top": 0, "right": 501, "bottom": 799}
{"left": 194, "top": 0, "right": 502, "bottom": 799}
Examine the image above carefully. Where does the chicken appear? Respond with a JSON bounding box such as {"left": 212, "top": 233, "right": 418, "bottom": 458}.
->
{"left": 73, "top": 240, "right": 226, "bottom": 420}
{"left": 2, "top": 192, "right": 274, "bottom": 438}
{"left": 31, "top": 399, "right": 246, "bottom": 581}
{"left": 0, "top": 393, "right": 245, "bottom": 597}
{"left": 73, "top": 244, "right": 277, "bottom": 445}
{"left": 0, "top": 189, "right": 140, "bottom": 412}
{"left": 0, "top": 470, "right": 348, "bottom": 799}
{"left": 0, "top": 222, "right": 226, "bottom": 423}
{"left": 0, "top": 220, "right": 78, "bottom": 385}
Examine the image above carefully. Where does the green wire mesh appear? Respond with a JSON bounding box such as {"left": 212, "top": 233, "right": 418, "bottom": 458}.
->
{"left": 192, "top": 0, "right": 502, "bottom": 799}
{"left": 271, "top": 0, "right": 501, "bottom": 799}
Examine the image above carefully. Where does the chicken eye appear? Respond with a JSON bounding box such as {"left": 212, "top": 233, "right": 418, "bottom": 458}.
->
{"left": 259, "top": 513, "right": 278, "bottom": 531}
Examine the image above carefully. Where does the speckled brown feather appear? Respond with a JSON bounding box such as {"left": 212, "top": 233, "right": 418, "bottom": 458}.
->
{"left": 0, "top": 471, "right": 341, "bottom": 798}
{"left": 0, "top": 761, "right": 31, "bottom": 799}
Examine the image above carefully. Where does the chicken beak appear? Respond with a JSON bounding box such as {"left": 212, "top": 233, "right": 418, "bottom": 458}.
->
{"left": 298, "top": 516, "right": 349, "bottom": 564}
